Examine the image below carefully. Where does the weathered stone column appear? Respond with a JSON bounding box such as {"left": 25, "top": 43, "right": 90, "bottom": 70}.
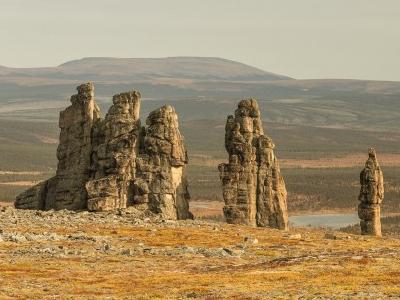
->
{"left": 15, "top": 83, "right": 100, "bottom": 210}
{"left": 218, "top": 99, "right": 288, "bottom": 229}
{"left": 86, "top": 91, "right": 141, "bottom": 211}
{"left": 50, "top": 82, "right": 101, "bottom": 210}
{"left": 134, "top": 105, "right": 193, "bottom": 220}
{"left": 358, "top": 148, "right": 384, "bottom": 236}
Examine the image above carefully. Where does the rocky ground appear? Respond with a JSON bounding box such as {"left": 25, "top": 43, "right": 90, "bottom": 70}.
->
{"left": 1, "top": 207, "right": 400, "bottom": 299}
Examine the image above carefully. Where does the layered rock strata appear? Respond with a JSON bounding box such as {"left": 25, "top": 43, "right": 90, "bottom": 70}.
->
{"left": 15, "top": 83, "right": 192, "bottom": 220}
{"left": 218, "top": 99, "right": 288, "bottom": 229}
{"left": 358, "top": 148, "right": 384, "bottom": 236}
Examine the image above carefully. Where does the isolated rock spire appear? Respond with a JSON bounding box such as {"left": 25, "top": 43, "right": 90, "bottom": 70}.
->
{"left": 15, "top": 83, "right": 192, "bottom": 220}
{"left": 358, "top": 148, "right": 384, "bottom": 236}
{"left": 218, "top": 99, "right": 288, "bottom": 229}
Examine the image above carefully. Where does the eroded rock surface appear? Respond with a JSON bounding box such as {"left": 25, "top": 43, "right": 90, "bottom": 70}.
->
{"left": 15, "top": 83, "right": 192, "bottom": 220}
{"left": 358, "top": 148, "right": 384, "bottom": 236}
{"left": 134, "top": 106, "right": 192, "bottom": 220}
{"left": 218, "top": 99, "right": 288, "bottom": 229}
{"left": 16, "top": 83, "right": 100, "bottom": 211}
{"left": 86, "top": 91, "right": 141, "bottom": 211}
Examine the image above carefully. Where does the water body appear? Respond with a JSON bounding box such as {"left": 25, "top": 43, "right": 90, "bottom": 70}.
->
{"left": 289, "top": 213, "right": 359, "bottom": 229}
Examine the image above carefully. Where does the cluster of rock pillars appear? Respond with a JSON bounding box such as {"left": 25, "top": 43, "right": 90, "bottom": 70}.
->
{"left": 15, "top": 83, "right": 384, "bottom": 236}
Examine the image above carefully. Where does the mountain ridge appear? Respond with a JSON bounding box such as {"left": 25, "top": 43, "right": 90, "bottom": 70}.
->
{"left": 0, "top": 56, "right": 291, "bottom": 81}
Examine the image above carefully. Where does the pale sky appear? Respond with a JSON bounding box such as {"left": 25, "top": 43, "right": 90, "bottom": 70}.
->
{"left": 1, "top": 0, "right": 399, "bottom": 81}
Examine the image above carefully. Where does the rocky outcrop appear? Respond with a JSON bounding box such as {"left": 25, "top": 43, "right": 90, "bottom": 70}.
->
{"left": 86, "top": 91, "right": 141, "bottom": 211}
{"left": 218, "top": 99, "right": 288, "bottom": 229}
{"left": 16, "top": 83, "right": 99, "bottom": 211}
{"left": 133, "top": 106, "right": 192, "bottom": 220}
{"left": 53, "top": 83, "right": 100, "bottom": 210}
{"left": 358, "top": 148, "right": 384, "bottom": 236}
{"left": 14, "top": 181, "right": 47, "bottom": 210}
{"left": 15, "top": 83, "right": 192, "bottom": 220}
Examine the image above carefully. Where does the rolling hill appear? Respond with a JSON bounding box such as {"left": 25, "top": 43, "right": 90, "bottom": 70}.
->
{"left": 1, "top": 56, "right": 399, "bottom": 130}
{"left": 0, "top": 57, "right": 291, "bottom": 83}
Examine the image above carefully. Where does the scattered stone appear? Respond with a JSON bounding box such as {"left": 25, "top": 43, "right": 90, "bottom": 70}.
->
{"left": 101, "top": 243, "right": 111, "bottom": 252}
{"left": 9, "top": 234, "right": 27, "bottom": 243}
{"left": 182, "top": 246, "right": 196, "bottom": 254}
{"left": 218, "top": 99, "right": 288, "bottom": 229}
{"left": 202, "top": 247, "right": 229, "bottom": 257}
{"left": 243, "top": 236, "right": 258, "bottom": 245}
{"left": 223, "top": 247, "right": 245, "bottom": 257}
{"left": 324, "top": 232, "right": 339, "bottom": 240}
{"left": 1, "top": 206, "right": 14, "bottom": 214}
{"left": 287, "top": 234, "right": 302, "bottom": 240}
{"left": 67, "top": 234, "right": 98, "bottom": 242}
{"left": 121, "top": 249, "right": 133, "bottom": 256}
{"left": 358, "top": 148, "right": 384, "bottom": 236}
{"left": 351, "top": 256, "right": 364, "bottom": 261}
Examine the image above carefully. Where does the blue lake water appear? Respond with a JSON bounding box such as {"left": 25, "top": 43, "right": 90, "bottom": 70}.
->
{"left": 289, "top": 214, "right": 359, "bottom": 229}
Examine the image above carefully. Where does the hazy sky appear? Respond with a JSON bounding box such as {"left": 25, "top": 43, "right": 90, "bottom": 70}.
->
{"left": 1, "top": 0, "right": 399, "bottom": 81}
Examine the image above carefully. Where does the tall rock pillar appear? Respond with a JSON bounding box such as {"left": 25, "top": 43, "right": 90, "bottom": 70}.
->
{"left": 86, "top": 91, "right": 141, "bottom": 211}
{"left": 50, "top": 83, "right": 100, "bottom": 210}
{"left": 358, "top": 148, "right": 384, "bottom": 236}
{"left": 134, "top": 105, "right": 193, "bottom": 220}
{"left": 218, "top": 99, "right": 288, "bottom": 229}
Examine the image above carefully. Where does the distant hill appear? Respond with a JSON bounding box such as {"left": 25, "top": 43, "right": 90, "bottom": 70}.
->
{"left": 1, "top": 56, "right": 400, "bottom": 95}
{"left": 0, "top": 56, "right": 399, "bottom": 132}
{"left": 0, "top": 57, "right": 291, "bottom": 82}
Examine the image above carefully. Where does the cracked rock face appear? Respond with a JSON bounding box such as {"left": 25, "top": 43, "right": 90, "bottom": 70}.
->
{"left": 218, "top": 99, "right": 288, "bottom": 230}
{"left": 15, "top": 83, "right": 192, "bottom": 220}
{"left": 133, "top": 105, "right": 192, "bottom": 220}
{"left": 86, "top": 91, "right": 141, "bottom": 211}
{"left": 358, "top": 148, "right": 384, "bottom": 236}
